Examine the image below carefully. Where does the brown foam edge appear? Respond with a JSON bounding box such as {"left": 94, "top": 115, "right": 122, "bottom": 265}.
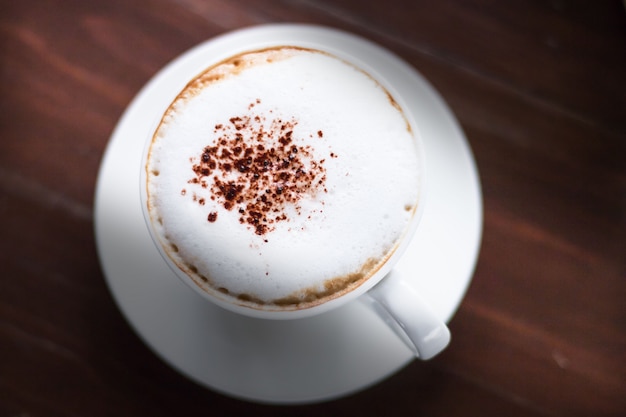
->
{"left": 144, "top": 45, "right": 418, "bottom": 312}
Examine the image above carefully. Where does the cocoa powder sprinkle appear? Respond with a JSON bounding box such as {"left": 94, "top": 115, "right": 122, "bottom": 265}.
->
{"left": 185, "top": 99, "right": 332, "bottom": 236}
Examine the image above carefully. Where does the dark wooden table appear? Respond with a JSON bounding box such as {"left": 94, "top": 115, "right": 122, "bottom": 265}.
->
{"left": 1, "top": 1, "right": 624, "bottom": 416}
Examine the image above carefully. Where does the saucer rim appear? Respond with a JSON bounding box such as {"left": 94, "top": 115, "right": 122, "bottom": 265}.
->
{"left": 94, "top": 23, "right": 483, "bottom": 404}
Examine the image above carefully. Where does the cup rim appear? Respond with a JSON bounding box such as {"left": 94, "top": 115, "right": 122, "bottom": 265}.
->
{"left": 138, "top": 26, "right": 427, "bottom": 320}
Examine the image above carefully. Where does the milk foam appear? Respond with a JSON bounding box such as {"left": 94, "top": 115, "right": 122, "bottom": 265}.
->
{"left": 146, "top": 47, "right": 420, "bottom": 310}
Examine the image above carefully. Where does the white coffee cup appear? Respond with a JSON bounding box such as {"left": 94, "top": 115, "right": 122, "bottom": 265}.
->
{"left": 140, "top": 45, "right": 450, "bottom": 360}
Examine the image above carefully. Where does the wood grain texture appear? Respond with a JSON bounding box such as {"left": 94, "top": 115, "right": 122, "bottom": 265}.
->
{"left": 1, "top": 0, "right": 624, "bottom": 416}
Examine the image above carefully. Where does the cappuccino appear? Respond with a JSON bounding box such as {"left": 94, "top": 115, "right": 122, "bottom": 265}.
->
{"left": 145, "top": 47, "right": 420, "bottom": 311}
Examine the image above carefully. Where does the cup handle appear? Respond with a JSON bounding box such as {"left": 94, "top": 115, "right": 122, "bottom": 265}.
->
{"left": 365, "top": 269, "right": 451, "bottom": 360}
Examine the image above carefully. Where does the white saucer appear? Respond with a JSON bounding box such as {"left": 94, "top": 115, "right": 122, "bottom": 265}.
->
{"left": 94, "top": 24, "right": 482, "bottom": 404}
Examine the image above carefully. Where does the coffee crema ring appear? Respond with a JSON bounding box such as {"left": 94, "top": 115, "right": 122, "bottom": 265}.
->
{"left": 145, "top": 46, "right": 420, "bottom": 311}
